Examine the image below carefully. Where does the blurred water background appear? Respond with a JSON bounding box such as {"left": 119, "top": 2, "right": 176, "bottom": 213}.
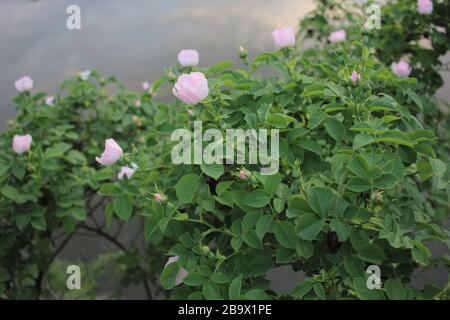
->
{"left": 0, "top": 0, "right": 448, "bottom": 298}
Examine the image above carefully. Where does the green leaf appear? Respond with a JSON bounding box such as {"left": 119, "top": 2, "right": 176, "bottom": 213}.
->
{"left": 347, "top": 178, "right": 371, "bottom": 192}
{"left": 264, "top": 173, "right": 282, "bottom": 195}
{"left": 200, "top": 163, "right": 224, "bottom": 180}
{"left": 255, "top": 215, "right": 273, "bottom": 240}
{"left": 30, "top": 217, "right": 47, "bottom": 231}
{"left": 1, "top": 185, "right": 28, "bottom": 204}
{"left": 176, "top": 173, "right": 200, "bottom": 203}
{"left": 296, "top": 139, "right": 322, "bottom": 155}
{"left": 417, "top": 158, "right": 433, "bottom": 181}
{"left": 377, "top": 131, "right": 414, "bottom": 147}
{"left": 344, "top": 256, "right": 365, "bottom": 277}
{"left": 411, "top": 241, "right": 432, "bottom": 266}
{"left": 307, "top": 187, "right": 334, "bottom": 217}
{"left": 202, "top": 281, "right": 222, "bottom": 300}
{"left": 430, "top": 159, "right": 447, "bottom": 178}
{"left": 274, "top": 221, "right": 297, "bottom": 249}
{"left": 295, "top": 214, "right": 325, "bottom": 241}
{"left": 44, "top": 142, "right": 72, "bottom": 159}
{"left": 71, "top": 207, "right": 87, "bottom": 221}
{"left": 329, "top": 219, "right": 351, "bottom": 241}
{"left": 357, "top": 243, "right": 386, "bottom": 264}
{"left": 313, "top": 282, "right": 326, "bottom": 300}
{"left": 113, "top": 196, "right": 133, "bottom": 221}
{"left": 242, "top": 230, "right": 263, "bottom": 250}
{"left": 384, "top": 279, "right": 407, "bottom": 300}
{"left": 160, "top": 262, "right": 179, "bottom": 290}
{"left": 267, "top": 113, "right": 289, "bottom": 128}
{"left": 183, "top": 272, "right": 207, "bottom": 286}
{"left": 309, "top": 111, "right": 327, "bottom": 129}
{"left": 65, "top": 150, "right": 87, "bottom": 165}
{"left": 244, "top": 289, "right": 272, "bottom": 300}
{"left": 145, "top": 214, "right": 162, "bottom": 239}
{"left": 325, "top": 118, "right": 345, "bottom": 141}
{"left": 353, "top": 277, "right": 385, "bottom": 300}
{"left": 291, "top": 279, "right": 314, "bottom": 299}
{"left": 216, "top": 181, "right": 233, "bottom": 195}
{"left": 208, "top": 60, "right": 233, "bottom": 74}
{"left": 16, "top": 214, "right": 31, "bottom": 231}
{"left": 98, "top": 183, "right": 120, "bottom": 196}
{"left": 244, "top": 189, "right": 271, "bottom": 208}
{"left": 353, "top": 133, "right": 376, "bottom": 150}
{"left": 229, "top": 274, "right": 243, "bottom": 300}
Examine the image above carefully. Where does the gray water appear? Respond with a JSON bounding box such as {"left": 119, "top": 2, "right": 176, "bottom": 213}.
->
{"left": 0, "top": 0, "right": 315, "bottom": 129}
{"left": 1, "top": 0, "right": 448, "bottom": 299}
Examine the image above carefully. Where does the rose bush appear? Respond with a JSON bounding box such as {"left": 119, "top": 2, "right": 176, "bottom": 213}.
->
{"left": 0, "top": 0, "right": 449, "bottom": 300}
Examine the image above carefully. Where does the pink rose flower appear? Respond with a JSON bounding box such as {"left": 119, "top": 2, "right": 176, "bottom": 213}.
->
{"left": 391, "top": 60, "right": 412, "bottom": 77}
{"left": 271, "top": 27, "right": 296, "bottom": 49}
{"left": 12, "top": 134, "right": 32, "bottom": 154}
{"left": 45, "top": 96, "right": 55, "bottom": 106}
{"left": 417, "top": 0, "right": 433, "bottom": 14}
{"left": 172, "top": 72, "right": 209, "bottom": 105}
{"left": 95, "top": 138, "right": 123, "bottom": 165}
{"left": 165, "top": 256, "right": 189, "bottom": 286}
{"left": 117, "top": 166, "right": 135, "bottom": 180}
{"left": 15, "top": 76, "right": 33, "bottom": 92}
{"left": 177, "top": 49, "right": 199, "bottom": 67}
{"left": 350, "top": 70, "right": 361, "bottom": 83}
{"left": 328, "top": 29, "right": 346, "bottom": 43}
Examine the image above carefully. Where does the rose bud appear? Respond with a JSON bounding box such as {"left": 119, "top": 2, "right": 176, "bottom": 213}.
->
{"left": 350, "top": 70, "right": 361, "bottom": 83}
{"left": 45, "top": 96, "right": 55, "bottom": 106}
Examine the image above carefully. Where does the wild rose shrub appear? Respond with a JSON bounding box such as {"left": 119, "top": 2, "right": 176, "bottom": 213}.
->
{"left": 96, "top": 38, "right": 449, "bottom": 299}
{"left": 1, "top": 0, "right": 449, "bottom": 300}
{"left": 0, "top": 72, "right": 173, "bottom": 298}
{"left": 300, "top": 0, "right": 450, "bottom": 94}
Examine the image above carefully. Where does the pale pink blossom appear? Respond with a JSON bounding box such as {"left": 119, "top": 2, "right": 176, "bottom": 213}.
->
{"left": 391, "top": 60, "right": 412, "bottom": 77}
{"left": 172, "top": 72, "right": 209, "bottom": 105}
{"left": 45, "top": 96, "right": 55, "bottom": 106}
{"left": 417, "top": 0, "right": 433, "bottom": 14}
{"left": 142, "top": 81, "right": 150, "bottom": 91}
{"left": 271, "top": 27, "right": 296, "bottom": 49}
{"left": 134, "top": 99, "right": 141, "bottom": 107}
{"left": 328, "top": 29, "right": 347, "bottom": 43}
{"left": 117, "top": 166, "right": 135, "bottom": 180}
{"left": 15, "top": 76, "right": 33, "bottom": 92}
{"left": 12, "top": 134, "right": 32, "bottom": 154}
{"left": 95, "top": 138, "right": 123, "bottom": 165}
{"left": 177, "top": 49, "right": 199, "bottom": 67}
